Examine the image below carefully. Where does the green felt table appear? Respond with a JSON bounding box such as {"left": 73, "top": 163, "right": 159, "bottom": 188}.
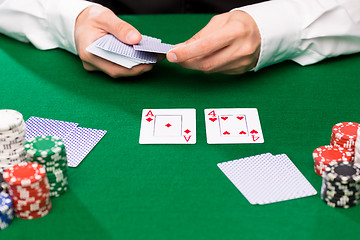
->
{"left": 1, "top": 14, "right": 360, "bottom": 240}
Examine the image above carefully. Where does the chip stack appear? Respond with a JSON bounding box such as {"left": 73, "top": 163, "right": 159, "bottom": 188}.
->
{"left": 313, "top": 145, "right": 352, "bottom": 176}
{"left": 330, "top": 122, "right": 359, "bottom": 162}
{"left": 0, "top": 192, "right": 14, "bottom": 230}
{"left": 0, "top": 174, "right": 6, "bottom": 193}
{"left": 3, "top": 162, "right": 52, "bottom": 219}
{"left": 321, "top": 161, "right": 360, "bottom": 208}
{"left": 354, "top": 127, "right": 360, "bottom": 164}
{"left": 25, "top": 136, "right": 68, "bottom": 197}
{"left": 0, "top": 109, "right": 27, "bottom": 174}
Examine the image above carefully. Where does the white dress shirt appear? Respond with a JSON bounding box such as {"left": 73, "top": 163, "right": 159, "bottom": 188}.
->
{"left": 235, "top": 0, "right": 360, "bottom": 70}
{"left": 0, "top": 0, "right": 359, "bottom": 70}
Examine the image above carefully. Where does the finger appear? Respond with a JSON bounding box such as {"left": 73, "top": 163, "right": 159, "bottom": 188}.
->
{"left": 176, "top": 45, "right": 234, "bottom": 73}
{"left": 179, "top": 49, "right": 254, "bottom": 75}
{"left": 180, "top": 13, "right": 226, "bottom": 46}
{"left": 82, "top": 54, "right": 153, "bottom": 78}
{"left": 167, "top": 31, "right": 231, "bottom": 63}
{"left": 100, "top": 9, "right": 142, "bottom": 45}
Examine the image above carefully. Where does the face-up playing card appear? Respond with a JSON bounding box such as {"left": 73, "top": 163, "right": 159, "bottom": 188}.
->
{"left": 204, "top": 108, "right": 264, "bottom": 144}
{"left": 139, "top": 109, "right": 196, "bottom": 144}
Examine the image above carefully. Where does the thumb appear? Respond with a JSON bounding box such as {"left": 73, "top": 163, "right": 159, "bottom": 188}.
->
{"left": 101, "top": 10, "right": 141, "bottom": 45}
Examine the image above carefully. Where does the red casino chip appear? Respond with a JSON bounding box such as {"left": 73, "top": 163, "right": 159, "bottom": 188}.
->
{"left": 332, "top": 122, "right": 359, "bottom": 141}
{"left": 12, "top": 194, "right": 50, "bottom": 212}
{"left": 3, "top": 162, "right": 46, "bottom": 187}
{"left": 3, "top": 162, "right": 52, "bottom": 219}
{"left": 314, "top": 161, "right": 325, "bottom": 177}
{"left": 313, "top": 145, "right": 352, "bottom": 163}
{"left": 16, "top": 202, "right": 52, "bottom": 220}
{"left": 313, "top": 145, "right": 353, "bottom": 177}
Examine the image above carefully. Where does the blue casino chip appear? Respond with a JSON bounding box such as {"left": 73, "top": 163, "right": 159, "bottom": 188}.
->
{"left": 0, "top": 192, "right": 13, "bottom": 230}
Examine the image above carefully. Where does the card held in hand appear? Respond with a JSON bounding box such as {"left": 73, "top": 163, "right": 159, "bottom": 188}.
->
{"left": 139, "top": 109, "right": 196, "bottom": 144}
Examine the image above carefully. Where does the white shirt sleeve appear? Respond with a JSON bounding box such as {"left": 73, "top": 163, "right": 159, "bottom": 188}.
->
{"left": 233, "top": 0, "right": 360, "bottom": 70}
{"left": 0, "top": 0, "right": 95, "bottom": 54}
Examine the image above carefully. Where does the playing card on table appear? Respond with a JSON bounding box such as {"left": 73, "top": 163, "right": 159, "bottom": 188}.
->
{"left": 139, "top": 109, "right": 196, "bottom": 144}
{"left": 25, "top": 117, "right": 107, "bottom": 167}
{"left": 217, "top": 153, "right": 317, "bottom": 205}
{"left": 25, "top": 117, "right": 78, "bottom": 141}
{"left": 63, "top": 127, "right": 107, "bottom": 167}
{"left": 204, "top": 108, "right": 264, "bottom": 144}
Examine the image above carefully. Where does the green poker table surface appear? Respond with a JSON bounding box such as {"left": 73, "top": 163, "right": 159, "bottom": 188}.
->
{"left": 1, "top": 14, "right": 360, "bottom": 240}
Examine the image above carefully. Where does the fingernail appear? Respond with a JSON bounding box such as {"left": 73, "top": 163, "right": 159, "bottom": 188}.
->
{"left": 167, "top": 52, "right": 178, "bottom": 62}
{"left": 126, "top": 30, "right": 139, "bottom": 43}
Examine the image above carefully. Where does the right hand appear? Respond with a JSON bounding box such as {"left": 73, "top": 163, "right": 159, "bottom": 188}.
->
{"left": 74, "top": 5, "right": 154, "bottom": 78}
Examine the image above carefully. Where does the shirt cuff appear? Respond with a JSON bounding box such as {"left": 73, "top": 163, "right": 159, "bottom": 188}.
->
{"left": 46, "top": 0, "right": 96, "bottom": 54}
{"left": 232, "top": 0, "right": 302, "bottom": 71}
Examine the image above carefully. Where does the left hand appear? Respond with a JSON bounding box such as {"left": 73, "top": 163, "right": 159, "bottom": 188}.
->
{"left": 166, "top": 11, "right": 261, "bottom": 75}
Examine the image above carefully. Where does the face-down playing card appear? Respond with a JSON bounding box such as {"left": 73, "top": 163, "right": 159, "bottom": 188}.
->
{"left": 204, "top": 108, "right": 264, "bottom": 144}
{"left": 86, "top": 34, "right": 173, "bottom": 69}
{"left": 139, "top": 109, "right": 196, "bottom": 144}
{"left": 133, "top": 36, "right": 173, "bottom": 54}
{"left": 217, "top": 153, "right": 317, "bottom": 205}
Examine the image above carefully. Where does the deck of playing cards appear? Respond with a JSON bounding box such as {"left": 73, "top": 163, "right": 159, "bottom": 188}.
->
{"left": 86, "top": 34, "right": 173, "bottom": 68}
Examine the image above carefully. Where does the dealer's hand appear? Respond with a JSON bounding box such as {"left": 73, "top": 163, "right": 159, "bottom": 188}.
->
{"left": 167, "top": 11, "right": 261, "bottom": 75}
{"left": 75, "top": 5, "right": 153, "bottom": 78}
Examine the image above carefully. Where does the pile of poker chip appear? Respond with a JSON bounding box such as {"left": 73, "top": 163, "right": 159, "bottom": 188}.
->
{"left": 25, "top": 136, "right": 68, "bottom": 197}
{"left": 330, "top": 122, "right": 359, "bottom": 161}
{"left": 354, "top": 127, "right": 360, "bottom": 163}
{"left": 313, "top": 122, "right": 359, "bottom": 176}
{"left": 0, "top": 109, "right": 27, "bottom": 174}
{"left": 0, "top": 192, "right": 14, "bottom": 230}
{"left": 0, "top": 174, "right": 6, "bottom": 193}
{"left": 321, "top": 161, "right": 360, "bottom": 208}
{"left": 313, "top": 145, "right": 352, "bottom": 177}
{"left": 3, "top": 162, "right": 52, "bottom": 219}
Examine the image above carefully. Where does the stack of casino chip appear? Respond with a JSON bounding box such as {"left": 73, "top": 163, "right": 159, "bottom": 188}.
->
{"left": 0, "top": 192, "right": 14, "bottom": 230}
{"left": 3, "top": 162, "right": 52, "bottom": 219}
{"left": 313, "top": 145, "right": 352, "bottom": 176}
{"left": 25, "top": 136, "right": 68, "bottom": 197}
{"left": 0, "top": 109, "right": 27, "bottom": 174}
{"left": 330, "top": 122, "right": 359, "bottom": 162}
{"left": 0, "top": 174, "right": 7, "bottom": 193}
{"left": 321, "top": 161, "right": 360, "bottom": 208}
{"left": 354, "top": 127, "right": 360, "bottom": 164}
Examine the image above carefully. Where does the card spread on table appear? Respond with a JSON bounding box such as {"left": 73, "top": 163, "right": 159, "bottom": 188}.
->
{"left": 25, "top": 117, "right": 107, "bottom": 167}
{"left": 217, "top": 153, "right": 317, "bottom": 205}
{"left": 63, "top": 127, "right": 107, "bottom": 168}
{"left": 86, "top": 34, "right": 173, "bottom": 69}
{"left": 25, "top": 117, "right": 79, "bottom": 141}
{"left": 139, "top": 109, "right": 196, "bottom": 144}
{"left": 204, "top": 108, "right": 264, "bottom": 144}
